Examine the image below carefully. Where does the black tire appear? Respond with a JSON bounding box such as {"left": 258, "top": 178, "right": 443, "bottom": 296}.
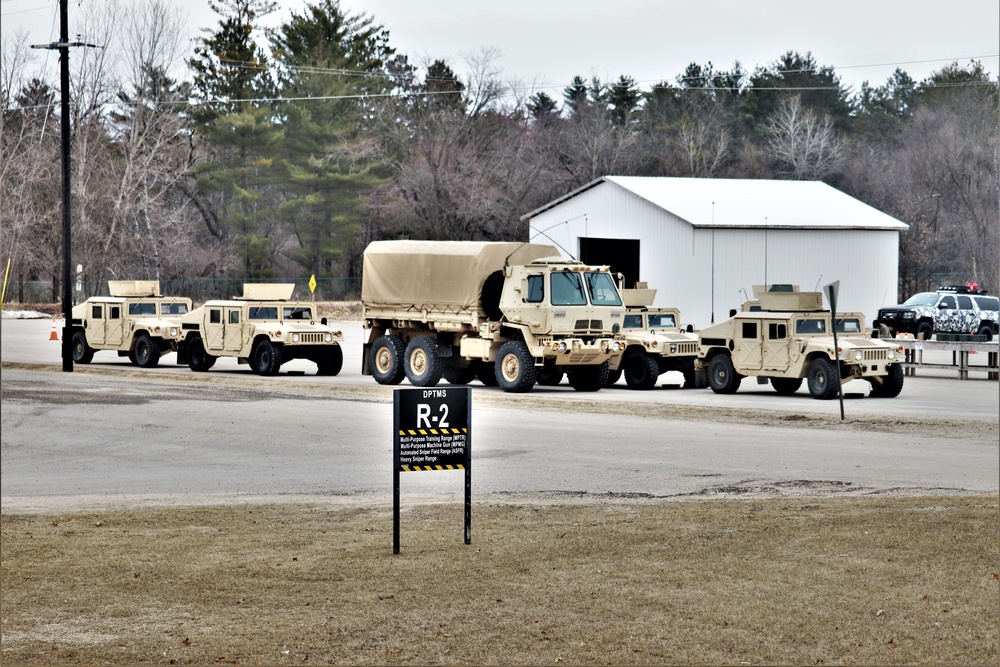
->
{"left": 682, "top": 369, "right": 699, "bottom": 389}
{"left": 480, "top": 270, "right": 505, "bottom": 321}
{"left": 568, "top": 362, "right": 609, "bottom": 392}
{"left": 537, "top": 367, "right": 565, "bottom": 386}
{"left": 71, "top": 330, "right": 94, "bottom": 364}
{"left": 976, "top": 324, "right": 994, "bottom": 341}
{"left": 187, "top": 338, "right": 216, "bottom": 372}
{"left": 134, "top": 333, "right": 160, "bottom": 368}
{"left": 917, "top": 321, "right": 933, "bottom": 340}
{"left": 604, "top": 367, "right": 622, "bottom": 387}
{"left": 771, "top": 377, "right": 802, "bottom": 395}
{"left": 475, "top": 361, "right": 499, "bottom": 387}
{"left": 316, "top": 345, "right": 344, "bottom": 376}
{"left": 404, "top": 336, "right": 443, "bottom": 387}
{"left": 370, "top": 334, "right": 406, "bottom": 385}
{"left": 707, "top": 354, "right": 740, "bottom": 394}
{"left": 253, "top": 339, "right": 282, "bottom": 376}
{"left": 623, "top": 351, "right": 660, "bottom": 390}
{"left": 442, "top": 363, "right": 477, "bottom": 385}
{"left": 869, "top": 363, "right": 904, "bottom": 398}
{"left": 496, "top": 340, "right": 536, "bottom": 393}
{"left": 807, "top": 357, "right": 840, "bottom": 400}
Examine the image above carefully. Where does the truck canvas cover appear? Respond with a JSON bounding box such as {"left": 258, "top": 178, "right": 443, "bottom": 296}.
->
{"left": 363, "top": 241, "right": 560, "bottom": 312}
{"left": 108, "top": 280, "right": 160, "bottom": 297}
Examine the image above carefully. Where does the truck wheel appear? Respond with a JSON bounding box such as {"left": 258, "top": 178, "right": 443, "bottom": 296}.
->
{"left": 316, "top": 346, "right": 343, "bottom": 376}
{"left": 771, "top": 377, "right": 802, "bottom": 395}
{"left": 807, "top": 357, "right": 840, "bottom": 400}
{"left": 869, "top": 363, "right": 904, "bottom": 398}
{"left": 537, "top": 367, "right": 564, "bottom": 386}
{"left": 481, "top": 270, "right": 505, "bottom": 321}
{"left": 917, "top": 321, "right": 933, "bottom": 340}
{"left": 475, "top": 361, "right": 499, "bottom": 387}
{"left": 708, "top": 354, "right": 740, "bottom": 394}
{"left": 370, "top": 335, "right": 406, "bottom": 385}
{"left": 404, "top": 336, "right": 443, "bottom": 387}
{"left": 976, "top": 324, "right": 994, "bottom": 341}
{"left": 604, "top": 368, "right": 622, "bottom": 387}
{"left": 442, "top": 362, "right": 476, "bottom": 385}
{"left": 187, "top": 338, "right": 216, "bottom": 372}
{"left": 71, "top": 331, "right": 94, "bottom": 364}
{"left": 253, "top": 339, "right": 283, "bottom": 376}
{"left": 568, "top": 361, "right": 609, "bottom": 392}
{"left": 623, "top": 352, "right": 659, "bottom": 390}
{"left": 134, "top": 333, "right": 161, "bottom": 368}
{"left": 682, "top": 369, "right": 699, "bottom": 389}
{"left": 496, "top": 340, "right": 536, "bottom": 393}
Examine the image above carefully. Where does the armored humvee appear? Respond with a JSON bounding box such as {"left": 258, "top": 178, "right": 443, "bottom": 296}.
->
{"left": 362, "top": 241, "right": 626, "bottom": 393}
{"left": 696, "top": 284, "right": 905, "bottom": 399}
{"left": 601, "top": 284, "right": 701, "bottom": 390}
{"left": 176, "top": 284, "right": 344, "bottom": 376}
{"left": 69, "top": 280, "right": 191, "bottom": 368}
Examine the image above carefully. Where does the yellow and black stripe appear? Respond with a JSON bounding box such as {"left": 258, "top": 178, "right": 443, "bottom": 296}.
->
{"left": 401, "top": 464, "right": 466, "bottom": 472}
{"left": 398, "top": 427, "right": 469, "bottom": 436}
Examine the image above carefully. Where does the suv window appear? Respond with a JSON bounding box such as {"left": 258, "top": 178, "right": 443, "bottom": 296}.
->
{"left": 956, "top": 296, "right": 973, "bottom": 309}
{"left": 973, "top": 296, "right": 999, "bottom": 311}
{"left": 835, "top": 318, "right": 862, "bottom": 333}
{"left": 903, "top": 293, "right": 937, "bottom": 307}
{"left": 938, "top": 296, "right": 956, "bottom": 309}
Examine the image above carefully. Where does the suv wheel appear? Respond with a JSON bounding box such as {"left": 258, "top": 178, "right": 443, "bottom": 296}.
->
{"left": 916, "top": 321, "right": 933, "bottom": 340}
{"left": 976, "top": 324, "right": 994, "bottom": 341}
{"left": 807, "top": 357, "right": 840, "bottom": 400}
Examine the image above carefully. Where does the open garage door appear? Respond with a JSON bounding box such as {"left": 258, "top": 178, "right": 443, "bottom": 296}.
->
{"left": 579, "top": 237, "right": 640, "bottom": 288}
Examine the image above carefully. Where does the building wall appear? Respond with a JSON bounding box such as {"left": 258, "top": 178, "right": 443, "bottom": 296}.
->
{"left": 528, "top": 183, "right": 901, "bottom": 329}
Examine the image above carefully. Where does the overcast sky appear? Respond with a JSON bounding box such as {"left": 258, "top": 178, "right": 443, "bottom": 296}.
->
{"left": 4, "top": 0, "right": 998, "bottom": 98}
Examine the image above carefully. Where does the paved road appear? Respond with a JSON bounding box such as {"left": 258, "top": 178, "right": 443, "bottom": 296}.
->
{"left": 2, "top": 318, "right": 998, "bottom": 512}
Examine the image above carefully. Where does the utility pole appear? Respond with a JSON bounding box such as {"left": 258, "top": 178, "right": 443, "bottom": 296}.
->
{"left": 31, "top": 0, "right": 98, "bottom": 372}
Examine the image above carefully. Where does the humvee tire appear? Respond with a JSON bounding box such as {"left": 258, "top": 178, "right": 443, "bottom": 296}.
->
{"left": 496, "top": 340, "right": 536, "bottom": 393}
{"left": 623, "top": 351, "right": 659, "bottom": 390}
{"left": 316, "top": 346, "right": 344, "bottom": 376}
{"left": 604, "top": 367, "right": 622, "bottom": 387}
{"left": 480, "top": 270, "right": 505, "bottom": 321}
{"left": 475, "top": 361, "right": 499, "bottom": 386}
{"left": 370, "top": 334, "right": 406, "bottom": 385}
{"left": 253, "top": 339, "right": 282, "bottom": 376}
{"left": 708, "top": 353, "right": 740, "bottom": 394}
{"left": 537, "top": 367, "right": 565, "bottom": 386}
{"left": 568, "top": 361, "right": 609, "bottom": 392}
{"left": 404, "top": 336, "right": 443, "bottom": 387}
{"left": 806, "top": 357, "right": 839, "bottom": 400}
{"left": 187, "top": 338, "right": 216, "bottom": 372}
{"left": 71, "top": 331, "right": 95, "bottom": 364}
{"left": 134, "top": 333, "right": 160, "bottom": 368}
{"left": 443, "top": 362, "right": 477, "bottom": 385}
{"left": 869, "top": 363, "right": 904, "bottom": 398}
{"left": 770, "top": 377, "right": 802, "bottom": 395}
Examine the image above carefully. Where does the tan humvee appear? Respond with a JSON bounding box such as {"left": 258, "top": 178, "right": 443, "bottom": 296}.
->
{"left": 177, "top": 284, "right": 344, "bottom": 376}
{"left": 69, "top": 281, "right": 191, "bottom": 368}
{"left": 696, "top": 284, "right": 905, "bottom": 399}
{"left": 362, "top": 241, "right": 626, "bottom": 393}
{"left": 599, "top": 284, "right": 702, "bottom": 390}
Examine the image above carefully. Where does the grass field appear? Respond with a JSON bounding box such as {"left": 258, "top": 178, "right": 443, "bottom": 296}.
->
{"left": 2, "top": 494, "right": 997, "bottom": 665}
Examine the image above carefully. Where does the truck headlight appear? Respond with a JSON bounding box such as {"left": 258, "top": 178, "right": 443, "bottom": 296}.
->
{"left": 669, "top": 344, "right": 677, "bottom": 353}
{"left": 325, "top": 333, "right": 333, "bottom": 342}
{"left": 902, "top": 312, "right": 914, "bottom": 320}
{"left": 854, "top": 351, "right": 863, "bottom": 361}
{"left": 554, "top": 341, "right": 567, "bottom": 352}
{"left": 291, "top": 333, "right": 300, "bottom": 343}
{"left": 169, "top": 327, "right": 178, "bottom": 337}
{"left": 887, "top": 349, "right": 896, "bottom": 360}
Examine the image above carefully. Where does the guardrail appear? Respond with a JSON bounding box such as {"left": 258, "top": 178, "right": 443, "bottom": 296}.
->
{"left": 891, "top": 338, "right": 999, "bottom": 380}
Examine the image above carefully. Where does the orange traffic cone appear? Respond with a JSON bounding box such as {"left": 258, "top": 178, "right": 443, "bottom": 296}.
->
{"left": 49, "top": 320, "right": 59, "bottom": 341}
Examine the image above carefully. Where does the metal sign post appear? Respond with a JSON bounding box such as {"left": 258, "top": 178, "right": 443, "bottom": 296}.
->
{"left": 824, "top": 280, "right": 845, "bottom": 420}
{"left": 393, "top": 387, "right": 472, "bottom": 554}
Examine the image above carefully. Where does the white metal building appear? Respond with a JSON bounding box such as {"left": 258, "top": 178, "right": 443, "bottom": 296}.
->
{"left": 521, "top": 176, "right": 909, "bottom": 329}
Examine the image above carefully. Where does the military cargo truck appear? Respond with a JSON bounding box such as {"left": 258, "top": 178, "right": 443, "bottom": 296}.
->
{"left": 361, "top": 241, "right": 626, "bottom": 393}
{"left": 177, "top": 284, "right": 344, "bottom": 376}
{"left": 602, "top": 284, "right": 701, "bottom": 390}
{"left": 69, "top": 280, "right": 191, "bottom": 368}
{"left": 696, "top": 284, "right": 905, "bottom": 399}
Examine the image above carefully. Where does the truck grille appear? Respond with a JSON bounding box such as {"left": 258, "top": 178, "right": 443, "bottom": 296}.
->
{"left": 574, "top": 319, "right": 603, "bottom": 332}
{"left": 676, "top": 342, "right": 697, "bottom": 355}
{"left": 295, "top": 332, "right": 327, "bottom": 344}
{"left": 859, "top": 349, "right": 889, "bottom": 361}
{"left": 879, "top": 311, "right": 896, "bottom": 321}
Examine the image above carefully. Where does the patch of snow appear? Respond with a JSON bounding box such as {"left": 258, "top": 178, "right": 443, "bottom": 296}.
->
{"left": 2, "top": 310, "right": 53, "bottom": 319}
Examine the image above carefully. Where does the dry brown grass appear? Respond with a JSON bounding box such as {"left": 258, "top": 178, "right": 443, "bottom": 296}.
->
{"left": 2, "top": 495, "right": 997, "bottom": 665}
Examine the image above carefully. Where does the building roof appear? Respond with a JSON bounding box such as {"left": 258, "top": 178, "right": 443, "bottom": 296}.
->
{"left": 522, "top": 176, "right": 909, "bottom": 231}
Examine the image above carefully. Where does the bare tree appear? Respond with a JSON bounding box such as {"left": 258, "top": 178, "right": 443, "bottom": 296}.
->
{"left": 766, "top": 95, "right": 845, "bottom": 179}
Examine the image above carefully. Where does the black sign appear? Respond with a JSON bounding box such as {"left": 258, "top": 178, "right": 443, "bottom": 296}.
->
{"left": 393, "top": 387, "right": 472, "bottom": 554}
{"left": 394, "top": 387, "right": 470, "bottom": 471}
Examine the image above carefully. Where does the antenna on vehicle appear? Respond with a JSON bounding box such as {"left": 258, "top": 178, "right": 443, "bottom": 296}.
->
{"left": 510, "top": 214, "right": 584, "bottom": 266}
{"left": 813, "top": 275, "right": 823, "bottom": 291}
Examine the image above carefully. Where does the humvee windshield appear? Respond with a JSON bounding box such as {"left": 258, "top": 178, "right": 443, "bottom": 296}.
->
{"left": 623, "top": 314, "right": 642, "bottom": 328}
{"left": 249, "top": 306, "right": 278, "bottom": 320}
{"left": 585, "top": 272, "right": 623, "bottom": 306}
{"left": 795, "top": 319, "right": 827, "bottom": 334}
{"left": 283, "top": 306, "right": 313, "bottom": 320}
{"left": 835, "top": 318, "right": 862, "bottom": 333}
{"left": 648, "top": 313, "right": 676, "bottom": 328}
{"left": 129, "top": 302, "right": 156, "bottom": 316}
{"left": 551, "top": 271, "right": 587, "bottom": 306}
{"left": 161, "top": 302, "right": 188, "bottom": 315}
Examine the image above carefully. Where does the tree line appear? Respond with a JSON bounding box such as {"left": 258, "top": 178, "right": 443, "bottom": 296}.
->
{"left": 1, "top": 0, "right": 996, "bottom": 302}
